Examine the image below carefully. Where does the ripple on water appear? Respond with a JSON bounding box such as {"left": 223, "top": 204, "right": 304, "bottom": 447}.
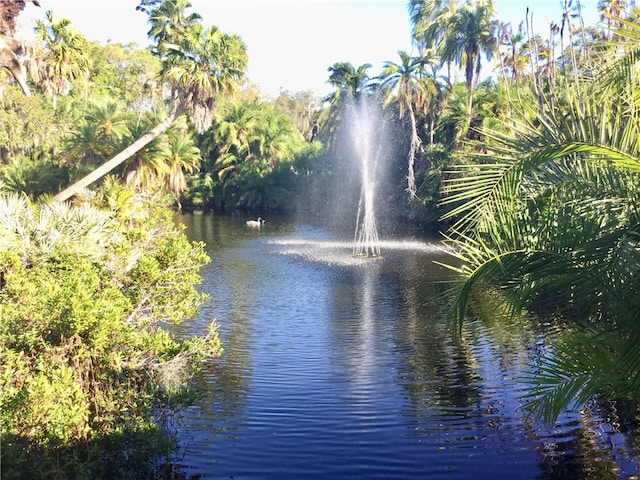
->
{"left": 171, "top": 217, "right": 640, "bottom": 479}
{"left": 266, "top": 237, "right": 450, "bottom": 267}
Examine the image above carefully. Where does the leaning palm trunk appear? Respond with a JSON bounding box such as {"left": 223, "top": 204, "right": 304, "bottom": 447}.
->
{"left": 55, "top": 101, "right": 187, "bottom": 202}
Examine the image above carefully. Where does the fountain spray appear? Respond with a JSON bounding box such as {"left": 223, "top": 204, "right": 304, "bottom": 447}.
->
{"left": 352, "top": 98, "right": 382, "bottom": 258}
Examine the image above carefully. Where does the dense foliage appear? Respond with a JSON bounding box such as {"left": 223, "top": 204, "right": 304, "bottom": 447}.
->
{"left": 0, "top": 191, "right": 219, "bottom": 477}
{"left": 437, "top": 3, "right": 640, "bottom": 423}
{"left": 2, "top": 0, "right": 640, "bottom": 468}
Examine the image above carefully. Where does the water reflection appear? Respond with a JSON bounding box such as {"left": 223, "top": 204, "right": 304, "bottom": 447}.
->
{"left": 171, "top": 213, "right": 640, "bottom": 479}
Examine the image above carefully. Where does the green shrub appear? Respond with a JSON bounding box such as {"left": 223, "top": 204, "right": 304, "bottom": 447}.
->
{"left": 0, "top": 193, "right": 219, "bottom": 477}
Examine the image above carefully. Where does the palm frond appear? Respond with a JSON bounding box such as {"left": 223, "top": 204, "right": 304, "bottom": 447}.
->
{"left": 0, "top": 193, "right": 115, "bottom": 263}
{"left": 526, "top": 327, "right": 640, "bottom": 425}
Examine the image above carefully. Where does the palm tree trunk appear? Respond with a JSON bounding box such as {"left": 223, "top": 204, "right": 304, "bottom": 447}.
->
{"left": 465, "top": 78, "right": 474, "bottom": 136}
{"left": 407, "top": 107, "right": 421, "bottom": 199}
{"left": 429, "top": 116, "right": 435, "bottom": 145}
{"left": 54, "top": 101, "right": 186, "bottom": 202}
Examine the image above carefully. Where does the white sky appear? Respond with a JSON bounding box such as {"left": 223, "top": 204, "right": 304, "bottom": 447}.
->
{"left": 16, "top": 0, "right": 601, "bottom": 98}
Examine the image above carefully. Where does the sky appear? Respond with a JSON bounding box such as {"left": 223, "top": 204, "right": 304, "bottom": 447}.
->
{"left": 15, "top": 0, "right": 602, "bottom": 98}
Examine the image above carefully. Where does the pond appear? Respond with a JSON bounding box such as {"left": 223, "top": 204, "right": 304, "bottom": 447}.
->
{"left": 172, "top": 213, "right": 640, "bottom": 480}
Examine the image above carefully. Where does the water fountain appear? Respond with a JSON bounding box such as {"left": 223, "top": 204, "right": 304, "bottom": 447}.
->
{"left": 350, "top": 97, "right": 382, "bottom": 258}
{"left": 265, "top": 95, "right": 448, "bottom": 266}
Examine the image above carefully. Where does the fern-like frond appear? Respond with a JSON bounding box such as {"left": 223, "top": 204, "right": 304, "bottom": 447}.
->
{"left": 526, "top": 327, "right": 640, "bottom": 425}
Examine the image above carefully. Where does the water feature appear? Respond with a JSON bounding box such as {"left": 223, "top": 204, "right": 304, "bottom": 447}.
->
{"left": 350, "top": 98, "right": 382, "bottom": 258}
{"left": 171, "top": 213, "right": 640, "bottom": 479}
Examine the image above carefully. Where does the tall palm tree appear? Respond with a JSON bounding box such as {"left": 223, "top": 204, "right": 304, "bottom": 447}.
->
{"left": 503, "top": 22, "right": 529, "bottom": 81}
{"left": 491, "top": 20, "right": 530, "bottom": 120}
{"left": 54, "top": 0, "right": 247, "bottom": 202}
{"left": 146, "top": 0, "right": 201, "bottom": 53}
{"left": 321, "top": 62, "right": 373, "bottom": 146}
{"left": 409, "top": 0, "right": 460, "bottom": 82}
{"left": 33, "top": 11, "right": 90, "bottom": 109}
{"left": 440, "top": 0, "right": 496, "bottom": 122}
{"left": 161, "top": 24, "right": 247, "bottom": 133}
{"left": 325, "top": 61, "right": 373, "bottom": 106}
{"left": 380, "top": 50, "right": 435, "bottom": 199}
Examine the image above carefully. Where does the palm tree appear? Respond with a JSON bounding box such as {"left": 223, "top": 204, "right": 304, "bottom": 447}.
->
{"left": 438, "top": 17, "right": 640, "bottom": 423}
{"left": 161, "top": 24, "right": 247, "bottom": 133}
{"left": 113, "top": 112, "right": 199, "bottom": 201}
{"left": 380, "top": 50, "right": 436, "bottom": 199}
{"left": 409, "top": 0, "right": 460, "bottom": 82}
{"left": 146, "top": 0, "right": 202, "bottom": 53}
{"left": 159, "top": 126, "right": 201, "bottom": 207}
{"left": 33, "top": 11, "right": 90, "bottom": 110}
{"left": 117, "top": 113, "right": 172, "bottom": 192}
{"left": 503, "top": 22, "right": 529, "bottom": 81}
{"left": 435, "top": 82, "right": 472, "bottom": 146}
{"left": 210, "top": 99, "right": 258, "bottom": 166}
{"left": 491, "top": 20, "right": 530, "bottom": 120}
{"left": 440, "top": 0, "right": 496, "bottom": 122}
{"left": 0, "top": 157, "right": 68, "bottom": 199}
{"left": 64, "top": 98, "right": 131, "bottom": 168}
{"left": 249, "top": 106, "right": 304, "bottom": 172}
{"left": 321, "top": 62, "right": 373, "bottom": 146}
{"left": 325, "top": 61, "right": 374, "bottom": 106}
{"left": 202, "top": 99, "right": 257, "bottom": 210}
{"left": 54, "top": 0, "right": 247, "bottom": 202}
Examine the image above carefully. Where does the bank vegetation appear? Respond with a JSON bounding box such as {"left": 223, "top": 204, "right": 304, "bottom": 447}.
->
{"left": 2, "top": 0, "right": 640, "bottom": 476}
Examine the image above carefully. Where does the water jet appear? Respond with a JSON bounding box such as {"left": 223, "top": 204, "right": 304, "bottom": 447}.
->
{"left": 349, "top": 97, "right": 384, "bottom": 259}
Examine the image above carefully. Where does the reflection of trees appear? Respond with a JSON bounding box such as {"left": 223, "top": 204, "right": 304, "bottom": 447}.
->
{"left": 183, "top": 315, "right": 252, "bottom": 438}
{"left": 387, "top": 248, "right": 640, "bottom": 477}
{"left": 176, "top": 212, "right": 249, "bottom": 250}
{"left": 533, "top": 397, "right": 640, "bottom": 479}
{"left": 391, "top": 250, "right": 483, "bottom": 413}
{"left": 603, "top": 398, "right": 640, "bottom": 456}
{"left": 536, "top": 405, "right": 624, "bottom": 479}
{"left": 325, "top": 249, "right": 485, "bottom": 412}
{"left": 170, "top": 214, "right": 255, "bottom": 436}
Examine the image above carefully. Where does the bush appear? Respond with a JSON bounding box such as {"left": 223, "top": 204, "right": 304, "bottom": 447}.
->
{"left": 0, "top": 192, "right": 219, "bottom": 477}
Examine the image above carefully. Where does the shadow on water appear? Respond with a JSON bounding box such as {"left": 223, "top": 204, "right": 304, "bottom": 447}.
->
{"left": 1, "top": 426, "right": 202, "bottom": 480}
{"left": 169, "top": 212, "right": 640, "bottom": 480}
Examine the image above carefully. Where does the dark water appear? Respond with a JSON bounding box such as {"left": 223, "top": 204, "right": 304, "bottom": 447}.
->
{"left": 172, "top": 213, "right": 640, "bottom": 480}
